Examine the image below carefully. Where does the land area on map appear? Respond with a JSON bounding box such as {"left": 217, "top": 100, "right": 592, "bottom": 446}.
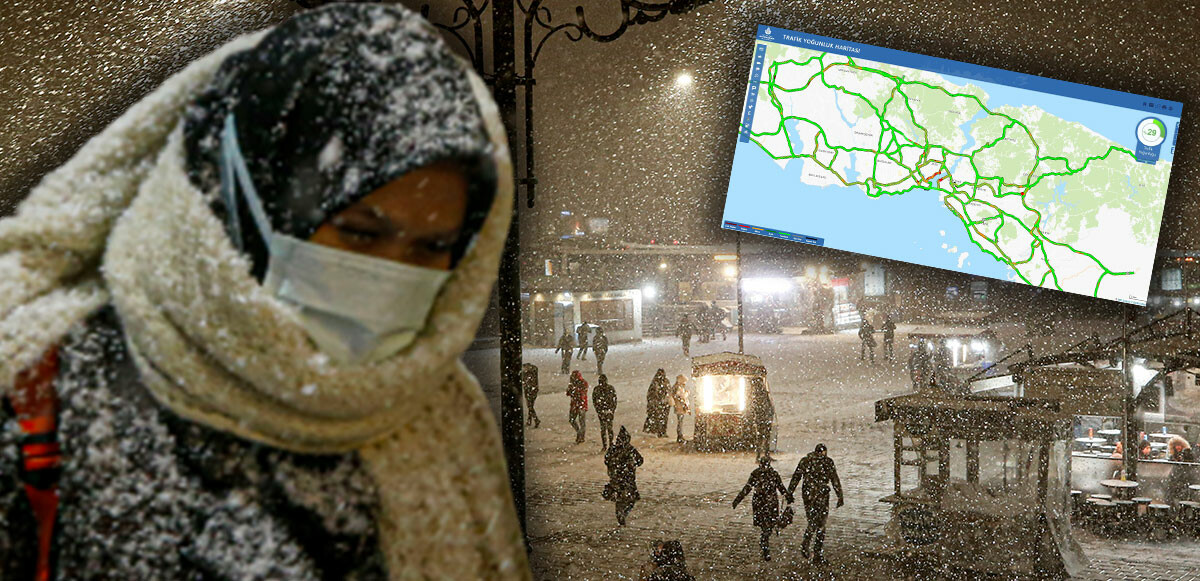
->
{"left": 735, "top": 42, "right": 1173, "bottom": 304}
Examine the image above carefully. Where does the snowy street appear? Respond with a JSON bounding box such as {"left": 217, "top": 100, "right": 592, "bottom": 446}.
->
{"left": 465, "top": 323, "right": 1200, "bottom": 580}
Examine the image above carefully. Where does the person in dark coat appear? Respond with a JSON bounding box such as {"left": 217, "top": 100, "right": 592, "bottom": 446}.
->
{"left": 696, "top": 306, "right": 711, "bottom": 344}
{"left": 712, "top": 303, "right": 728, "bottom": 341}
{"left": 644, "top": 369, "right": 670, "bottom": 436}
{"left": 523, "top": 363, "right": 540, "bottom": 428}
{"left": 568, "top": 370, "right": 589, "bottom": 444}
{"left": 880, "top": 315, "right": 897, "bottom": 361}
{"left": 646, "top": 540, "right": 695, "bottom": 581}
{"left": 787, "top": 443, "right": 844, "bottom": 565}
{"left": 576, "top": 323, "right": 591, "bottom": 360}
{"left": 732, "top": 455, "right": 793, "bottom": 562}
{"left": 858, "top": 316, "right": 876, "bottom": 364}
{"left": 593, "top": 374, "right": 618, "bottom": 451}
{"left": 747, "top": 378, "right": 774, "bottom": 460}
{"left": 908, "top": 338, "right": 932, "bottom": 390}
{"left": 604, "top": 426, "right": 644, "bottom": 525}
{"left": 0, "top": 4, "right": 533, "bottom": 579}
{"left": 555, "top": 329, "right": 574, "bottom": 374}
{"left": 677, "top": 315, "right": 693, "bottom": 357}
{"left": 593, "top": 327, "right": 609, "bottom": 375}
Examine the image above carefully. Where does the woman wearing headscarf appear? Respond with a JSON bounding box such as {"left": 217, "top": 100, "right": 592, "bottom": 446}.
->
{"left": 604, "top": 426, "right": 644, "bottom": 526}
{"left": 568, "top": 370, "right": 589, "bottom": 444}
{"left": 0, "top": 5, "right": 528, "bottom": 580}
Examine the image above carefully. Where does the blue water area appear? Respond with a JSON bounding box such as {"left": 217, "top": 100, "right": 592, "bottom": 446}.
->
{"left": 723, "top": 141, "right": 1018, "bottom": 282}
{"left": 938, "top": 72, "right": 1177, "bottom": 164}
{"left": 783, "top": 119, "right": 808, "bottom": 155}
{"left": 957, "top": 108, "right": 989, "bottom": 154}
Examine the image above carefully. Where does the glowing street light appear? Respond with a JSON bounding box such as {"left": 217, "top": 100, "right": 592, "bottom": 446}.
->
{"left": 675, "top": 71, "right": 693, "bottom": 88}
{"left": 659, "top": 262, "right": 668, "bottom": 270}
{"left": 642, "top": 284, "right": 658, "bottom": 300}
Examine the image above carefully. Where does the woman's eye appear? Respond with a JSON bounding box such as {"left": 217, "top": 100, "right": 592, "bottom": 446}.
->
{"left": 336, "top": 225, "right": 383, "bottom": 244}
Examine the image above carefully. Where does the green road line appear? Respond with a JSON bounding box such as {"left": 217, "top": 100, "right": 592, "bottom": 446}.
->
{"left": 743, "top": 49, "right": 1144, "bottom": 294}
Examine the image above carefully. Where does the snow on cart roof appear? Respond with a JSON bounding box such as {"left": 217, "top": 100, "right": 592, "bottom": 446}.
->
{"left": 691, "top": 352, "right": 766, "bottom": 377}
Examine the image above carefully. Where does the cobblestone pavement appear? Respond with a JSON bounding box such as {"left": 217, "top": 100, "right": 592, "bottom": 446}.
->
{"left": 465, "top": 329, "right": 1200, "bottom": 580}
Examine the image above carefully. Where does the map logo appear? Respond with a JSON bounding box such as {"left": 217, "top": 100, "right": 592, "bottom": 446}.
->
{"left": 763, "top": 27, "right": 773, "bottom": 38}
{"left": 1135, "top": 117, "right": 1166, "bottom": 164}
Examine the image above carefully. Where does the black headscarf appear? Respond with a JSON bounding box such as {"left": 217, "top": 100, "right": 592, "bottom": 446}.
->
{"left": 183, "top": 4, "right": 496, "bottom": 280}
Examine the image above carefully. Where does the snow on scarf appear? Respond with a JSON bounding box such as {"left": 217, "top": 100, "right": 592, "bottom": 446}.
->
{"left": 0, "top": 14, "right": 529, "bottom": 581}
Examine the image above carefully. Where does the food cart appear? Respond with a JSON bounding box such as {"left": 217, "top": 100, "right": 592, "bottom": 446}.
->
{"left": 907, "top": 326, "right": 1001, "bottom": 393}
{"left": 874, "top": 393, "right": 1087, "bottom": 577}
{"left": 691, "top": 352, "right": 773, "bottom": 451}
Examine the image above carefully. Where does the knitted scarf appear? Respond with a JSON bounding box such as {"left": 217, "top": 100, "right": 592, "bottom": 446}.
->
{"left": 0, "top": 28, "right": 529, "bottom": 581}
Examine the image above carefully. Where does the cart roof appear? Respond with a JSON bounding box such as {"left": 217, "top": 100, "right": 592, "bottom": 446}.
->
{"left": 692, "top": 352, "right": 767, "bottom": 377}
{"left": 906, "top": 325, "right": 992, "bottom": 339}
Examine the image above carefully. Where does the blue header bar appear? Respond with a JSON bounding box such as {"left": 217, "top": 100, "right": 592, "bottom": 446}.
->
{"left": 755, "top": 25, "right": 1183, "bottom": 119}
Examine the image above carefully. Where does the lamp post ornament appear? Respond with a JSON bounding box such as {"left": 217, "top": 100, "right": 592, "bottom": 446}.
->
{"left": 293, "top": 0, "right": 716, "bottom": 535}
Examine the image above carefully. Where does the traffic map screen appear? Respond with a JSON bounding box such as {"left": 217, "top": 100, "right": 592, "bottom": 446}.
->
{"left": 722, "top": 26, "right": 1183, "bottom": 305}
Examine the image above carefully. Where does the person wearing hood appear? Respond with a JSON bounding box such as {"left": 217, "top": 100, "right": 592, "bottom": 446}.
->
{"left": 568, "top": 370, "right": 589, "bottom": 444}
{"left": 0, "top": 5, "right": 528, "bottom": 580}
{"left": 732, "top": 455, "right": 793, "bottom": 562}
{"left": 644, "top": 369, "right": 670, "bottom": 437}
{"left": 604, "top": 426, "right": 644, "bottom": 526}
{"left": 593, "top": 373, "right": 618, "bottom": 451}
{"left": 555, "top": 329, "right": 574, "bottom": 374}
{"left": 593, "top": 327, "right": 609, "bottom": 375}
{"left": 670, "top": 374, "right": 691, "bottom": 444}
{"left": 787, "top": 443, "right": 844, "bottom": 566}
{"left": 523, "top": 363, "right": 540, "bottom": 429}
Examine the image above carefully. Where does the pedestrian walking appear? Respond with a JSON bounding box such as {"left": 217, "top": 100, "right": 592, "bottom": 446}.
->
{"left": 593, "top": 327, "right": 609, "bottom": 375}
{"left": 576, "top": 323, "right": 591, "bottom": 360}
{"left": 523, "top": 363, "right": 540, "bottom": 428}
{"left": 787, "top": 443, "right": 844, "bottom": 566}
{"left": 677, "top": 315, "right": 693, "bottom": 357}
{"left": 881, "top": 315, "right": 896, "bottom": 361}
{"left": 594, "top": 374, "right": 617, "bottom": 451}
{"left": 644, "top": 369, "right": 671, "bottom": 436}
{"left": 732, "top": 455, "right": 793, "bottom": 562}
{"left": 858, "top": 316, "right": 876, "bottom": 364}
{"left": 670, "top": 374, "right": 691, "bottom": 444}
{"left": 0, "top": 5, "right": 530, "bottom": 578}
{"left": 568, "top": 370, "right": 589, "bottom": 443}
{"left": 748, "top": 378, "right": 774, "bottom": 459}
{"left": 908, "top": 339, "right": 932, "bottom": 390}
{"left": 555, "top": 329, "right": 574, "bottom": 374}
{"left": 604, "top": 426, "right": 644, "bottom": 525}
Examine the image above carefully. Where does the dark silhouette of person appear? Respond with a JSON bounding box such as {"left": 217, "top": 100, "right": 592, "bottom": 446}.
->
{"left": 576, "top": 323, "right": 591, "bottom": 360}
{"left": 677, "top": 315, "right": 693, "bottom": 357}
{"left": 567, "top": 371, "right": 588, "bottom": 444}
{"left": 788, "top": 443, "right": 844, "bottom": 565}
{"left": 880, "top": 315, "right": 897, "bottom": 361}
{"left": 554, "top": 329, "right": 574, "bottom": 374}
{"left": 522, "top": 363, "right": 539, "bottom": 428}
{"left": 593, "top": 374, "right": 617, "bottom": 451}
{"left": 732, "top": 455, "right": 793, "bottom": 562}
{"left": 593, "top": 327, "right": 609, "bottom": 375}
{"left": 858, "top": 316, "right": 876, "bottom": 364}
{"left": 605, "top": 427, "right": 643, "bottom": 525}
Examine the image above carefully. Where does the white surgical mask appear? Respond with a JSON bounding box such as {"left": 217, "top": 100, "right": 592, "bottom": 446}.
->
{"left": 220, "top": 114, "right": 451, "bottom": 364}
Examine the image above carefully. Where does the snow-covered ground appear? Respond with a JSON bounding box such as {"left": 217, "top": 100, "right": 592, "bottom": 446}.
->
{"left": 463, "top": 321, "right": 1200, "bottom": 580}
